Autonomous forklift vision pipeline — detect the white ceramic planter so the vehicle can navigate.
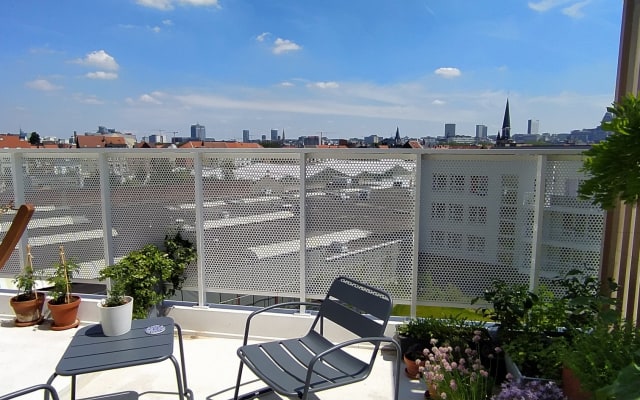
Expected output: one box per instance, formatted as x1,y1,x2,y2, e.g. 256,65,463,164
98,296,134,336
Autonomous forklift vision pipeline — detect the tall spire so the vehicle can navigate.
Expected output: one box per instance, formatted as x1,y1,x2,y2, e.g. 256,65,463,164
501,99,511,141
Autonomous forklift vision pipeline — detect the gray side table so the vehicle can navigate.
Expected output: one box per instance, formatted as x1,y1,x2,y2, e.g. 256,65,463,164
47,317,192,400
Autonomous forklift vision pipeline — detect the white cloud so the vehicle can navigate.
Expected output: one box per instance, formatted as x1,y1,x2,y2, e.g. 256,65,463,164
162,19,173,26
151,26,161,33
432,99,446,105
562,1,590,18
309,81,339,89
279,81,294,87
273,38,302,55
26,79,62,91
136,0,220,10
528,0,573,12
434,67,461,79
86,71,118,80
256,32,270,42
178,0,220,7
74,50,119,71
136,0,174,10
73,93,104,105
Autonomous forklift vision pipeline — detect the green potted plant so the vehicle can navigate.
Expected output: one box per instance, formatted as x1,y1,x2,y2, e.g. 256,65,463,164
97,232,196,320
46,245,81,330
562,318,640,400
96,266,133,336
475,271,619,383
9,244,45,326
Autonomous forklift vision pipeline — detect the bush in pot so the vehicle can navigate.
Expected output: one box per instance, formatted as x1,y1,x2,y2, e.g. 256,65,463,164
46,246,81,330
9,244,45,326
98,232,195,320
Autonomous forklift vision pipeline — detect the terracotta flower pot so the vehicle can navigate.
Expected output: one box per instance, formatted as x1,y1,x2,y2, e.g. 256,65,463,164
562,365,593,400
48,296,81,330
403,354,422,379
10,292,45,326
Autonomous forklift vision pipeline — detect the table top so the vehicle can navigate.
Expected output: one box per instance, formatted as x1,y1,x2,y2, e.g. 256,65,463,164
55,316,176,376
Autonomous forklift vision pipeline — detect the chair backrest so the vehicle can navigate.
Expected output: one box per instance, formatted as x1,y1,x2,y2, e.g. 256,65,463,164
314,276,393,339
0,204,35,271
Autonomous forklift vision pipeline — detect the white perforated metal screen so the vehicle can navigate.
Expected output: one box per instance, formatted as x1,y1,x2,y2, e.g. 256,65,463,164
0,149,605,309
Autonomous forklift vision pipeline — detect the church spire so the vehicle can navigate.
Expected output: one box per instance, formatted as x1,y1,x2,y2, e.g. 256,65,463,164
501,99,511,141
496,99,511,147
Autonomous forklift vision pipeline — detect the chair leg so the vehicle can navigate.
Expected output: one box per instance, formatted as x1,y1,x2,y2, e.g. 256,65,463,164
233,361,244,400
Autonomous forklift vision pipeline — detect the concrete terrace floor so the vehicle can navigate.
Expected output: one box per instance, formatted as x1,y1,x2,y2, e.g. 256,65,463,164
0,317,426,400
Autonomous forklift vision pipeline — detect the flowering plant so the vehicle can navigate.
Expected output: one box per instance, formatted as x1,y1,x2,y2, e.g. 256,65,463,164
491,377,566,400
418,331,499,400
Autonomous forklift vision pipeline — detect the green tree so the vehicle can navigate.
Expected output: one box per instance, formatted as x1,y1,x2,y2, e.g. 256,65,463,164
579,94,640,209
28,131,41,147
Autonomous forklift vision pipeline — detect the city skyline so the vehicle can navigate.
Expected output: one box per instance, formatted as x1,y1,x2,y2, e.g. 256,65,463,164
0,1,622,140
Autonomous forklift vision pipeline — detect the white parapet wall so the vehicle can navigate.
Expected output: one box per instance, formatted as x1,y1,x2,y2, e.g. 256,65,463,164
0,291,401,343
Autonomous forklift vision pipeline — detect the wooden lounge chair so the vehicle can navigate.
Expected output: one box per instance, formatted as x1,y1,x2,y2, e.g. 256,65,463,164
0,203,35,271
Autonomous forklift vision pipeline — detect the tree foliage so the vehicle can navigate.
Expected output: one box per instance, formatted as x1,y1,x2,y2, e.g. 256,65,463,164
579,94,640,209
28,131,41,147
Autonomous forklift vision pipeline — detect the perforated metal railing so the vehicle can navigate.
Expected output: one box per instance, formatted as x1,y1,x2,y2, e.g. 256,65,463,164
0,148,604,312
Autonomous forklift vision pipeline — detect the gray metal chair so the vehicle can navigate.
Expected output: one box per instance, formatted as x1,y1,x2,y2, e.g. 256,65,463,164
233,276,401,400
0,384,59,400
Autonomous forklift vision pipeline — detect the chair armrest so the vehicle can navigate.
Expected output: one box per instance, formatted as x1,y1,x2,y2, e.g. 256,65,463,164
302,336,401,398
242,301,321,345
310,336,400,365
0,384,60,400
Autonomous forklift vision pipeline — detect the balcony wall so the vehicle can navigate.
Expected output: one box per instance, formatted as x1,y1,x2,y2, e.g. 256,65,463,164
0,148,603,314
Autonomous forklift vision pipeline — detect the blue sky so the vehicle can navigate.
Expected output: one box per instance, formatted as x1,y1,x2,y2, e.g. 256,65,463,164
0,0,622,141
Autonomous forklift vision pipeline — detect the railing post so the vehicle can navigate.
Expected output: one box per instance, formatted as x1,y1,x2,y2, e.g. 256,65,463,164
298,152,307,313
411,154,423,317
11,152,28,269
193,151,207,307
529,155,546,292
99,153,115,279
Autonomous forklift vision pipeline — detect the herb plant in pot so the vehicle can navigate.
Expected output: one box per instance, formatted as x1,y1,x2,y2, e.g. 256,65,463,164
9,244,45,326
97,267,133,336
47,246,81,330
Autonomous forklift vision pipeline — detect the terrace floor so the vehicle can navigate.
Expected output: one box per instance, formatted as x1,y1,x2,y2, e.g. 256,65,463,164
0,315,425,400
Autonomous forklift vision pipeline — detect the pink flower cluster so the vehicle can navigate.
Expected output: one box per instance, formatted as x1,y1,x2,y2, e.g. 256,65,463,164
417,331,498,400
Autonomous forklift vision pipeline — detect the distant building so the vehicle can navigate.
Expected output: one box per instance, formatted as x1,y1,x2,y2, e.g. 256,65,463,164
270,129,278,141
148,134,167,144
242,130,250,143
527,119,540,135
191,124,205,141
445,123,456,138
475,125,488,142
364,135,379,146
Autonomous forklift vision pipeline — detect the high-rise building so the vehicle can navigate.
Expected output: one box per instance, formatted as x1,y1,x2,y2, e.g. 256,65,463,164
527,119,539,135
444,123,456,138
270,129,278,141
475,124,488,140
242,130,250,143
191,124,205,140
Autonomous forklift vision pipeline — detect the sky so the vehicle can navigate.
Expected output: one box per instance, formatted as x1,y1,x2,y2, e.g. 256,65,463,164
0,0,624,141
